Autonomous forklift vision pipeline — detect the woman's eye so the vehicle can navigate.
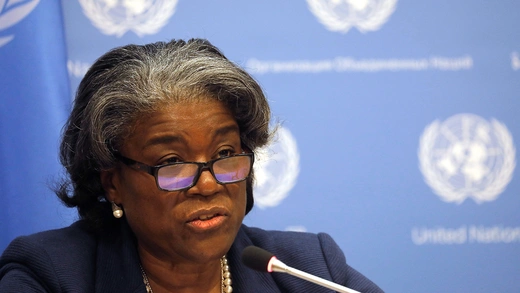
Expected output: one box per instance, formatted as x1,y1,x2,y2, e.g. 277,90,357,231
218,149,234,158
163,157,181,164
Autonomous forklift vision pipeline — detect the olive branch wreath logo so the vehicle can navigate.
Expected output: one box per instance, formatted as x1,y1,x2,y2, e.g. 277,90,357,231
0,0,40,47
78,0,177,37
306,0,397,33
418,116,515,204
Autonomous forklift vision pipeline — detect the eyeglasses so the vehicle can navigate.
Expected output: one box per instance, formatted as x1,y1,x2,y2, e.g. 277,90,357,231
115,153,254,191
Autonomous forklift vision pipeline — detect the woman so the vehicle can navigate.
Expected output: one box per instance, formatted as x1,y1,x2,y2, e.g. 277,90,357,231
0,39,383,292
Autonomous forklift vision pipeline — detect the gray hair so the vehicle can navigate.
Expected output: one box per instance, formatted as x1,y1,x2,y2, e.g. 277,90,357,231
57,39,271,230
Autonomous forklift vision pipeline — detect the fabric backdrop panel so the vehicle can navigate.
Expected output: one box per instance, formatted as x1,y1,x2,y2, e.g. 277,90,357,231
0,0,76,251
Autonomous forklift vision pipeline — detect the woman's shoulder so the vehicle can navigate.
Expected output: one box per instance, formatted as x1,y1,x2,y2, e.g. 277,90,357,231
238,225,346,276
237,225,385,293
239,225,339,257
2,220,97,259
0,221,97,292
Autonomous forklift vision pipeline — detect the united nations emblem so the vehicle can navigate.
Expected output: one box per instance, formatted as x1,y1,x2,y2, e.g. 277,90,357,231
253,127,300,208
418,114,516,204
78,0,178,37
306,0,397,33
0,0,40,47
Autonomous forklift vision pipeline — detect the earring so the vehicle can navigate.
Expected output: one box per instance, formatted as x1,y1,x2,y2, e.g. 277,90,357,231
111,202,123,218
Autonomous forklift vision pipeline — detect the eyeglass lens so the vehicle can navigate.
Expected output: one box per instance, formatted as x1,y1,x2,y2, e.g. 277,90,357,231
156,155,251,191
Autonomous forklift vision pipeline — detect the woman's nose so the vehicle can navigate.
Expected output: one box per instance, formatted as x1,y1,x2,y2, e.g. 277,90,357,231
188,169,219,196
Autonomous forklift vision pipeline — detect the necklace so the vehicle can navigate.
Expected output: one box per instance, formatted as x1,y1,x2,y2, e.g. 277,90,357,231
140,255,233,293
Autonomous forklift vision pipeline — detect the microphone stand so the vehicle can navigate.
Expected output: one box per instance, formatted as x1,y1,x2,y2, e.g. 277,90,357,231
270,258,361,293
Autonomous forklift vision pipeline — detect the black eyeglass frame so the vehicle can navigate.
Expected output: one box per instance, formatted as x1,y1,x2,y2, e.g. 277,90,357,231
114,152,254,192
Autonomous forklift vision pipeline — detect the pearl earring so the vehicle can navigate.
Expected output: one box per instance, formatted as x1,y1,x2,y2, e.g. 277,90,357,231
111,202,123,218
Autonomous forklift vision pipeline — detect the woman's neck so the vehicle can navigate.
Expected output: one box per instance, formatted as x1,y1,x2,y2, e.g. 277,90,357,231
138,244,223,293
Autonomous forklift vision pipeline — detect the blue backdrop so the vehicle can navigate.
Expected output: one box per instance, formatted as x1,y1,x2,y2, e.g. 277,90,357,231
1,1,519,292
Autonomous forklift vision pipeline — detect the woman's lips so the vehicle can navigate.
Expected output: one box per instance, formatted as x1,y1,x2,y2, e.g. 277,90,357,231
186,208,228,232
187,214,226,231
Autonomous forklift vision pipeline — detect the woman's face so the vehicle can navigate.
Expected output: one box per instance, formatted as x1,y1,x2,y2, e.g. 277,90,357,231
102,99,247,263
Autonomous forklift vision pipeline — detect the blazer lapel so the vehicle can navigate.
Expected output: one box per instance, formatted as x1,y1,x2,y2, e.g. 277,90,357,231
94,221,146,293
229,226,282,293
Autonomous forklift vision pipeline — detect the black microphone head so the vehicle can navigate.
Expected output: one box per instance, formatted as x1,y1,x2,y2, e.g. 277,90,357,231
241,246,275,272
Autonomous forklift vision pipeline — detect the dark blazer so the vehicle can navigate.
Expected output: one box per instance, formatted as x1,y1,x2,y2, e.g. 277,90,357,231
0,221,383,292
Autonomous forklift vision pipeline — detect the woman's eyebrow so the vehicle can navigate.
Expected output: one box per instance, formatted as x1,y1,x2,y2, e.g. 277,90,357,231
214,124,240,138
142,124,239,150
144,134,185,149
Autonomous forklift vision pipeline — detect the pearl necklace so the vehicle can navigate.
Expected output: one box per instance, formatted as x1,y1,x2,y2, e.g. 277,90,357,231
140,255,233,293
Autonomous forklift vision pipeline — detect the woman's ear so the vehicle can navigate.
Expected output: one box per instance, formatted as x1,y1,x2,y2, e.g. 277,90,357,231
100,168,121,204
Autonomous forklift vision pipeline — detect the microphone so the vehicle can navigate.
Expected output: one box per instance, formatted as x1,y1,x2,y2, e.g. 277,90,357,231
241,246,361,293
